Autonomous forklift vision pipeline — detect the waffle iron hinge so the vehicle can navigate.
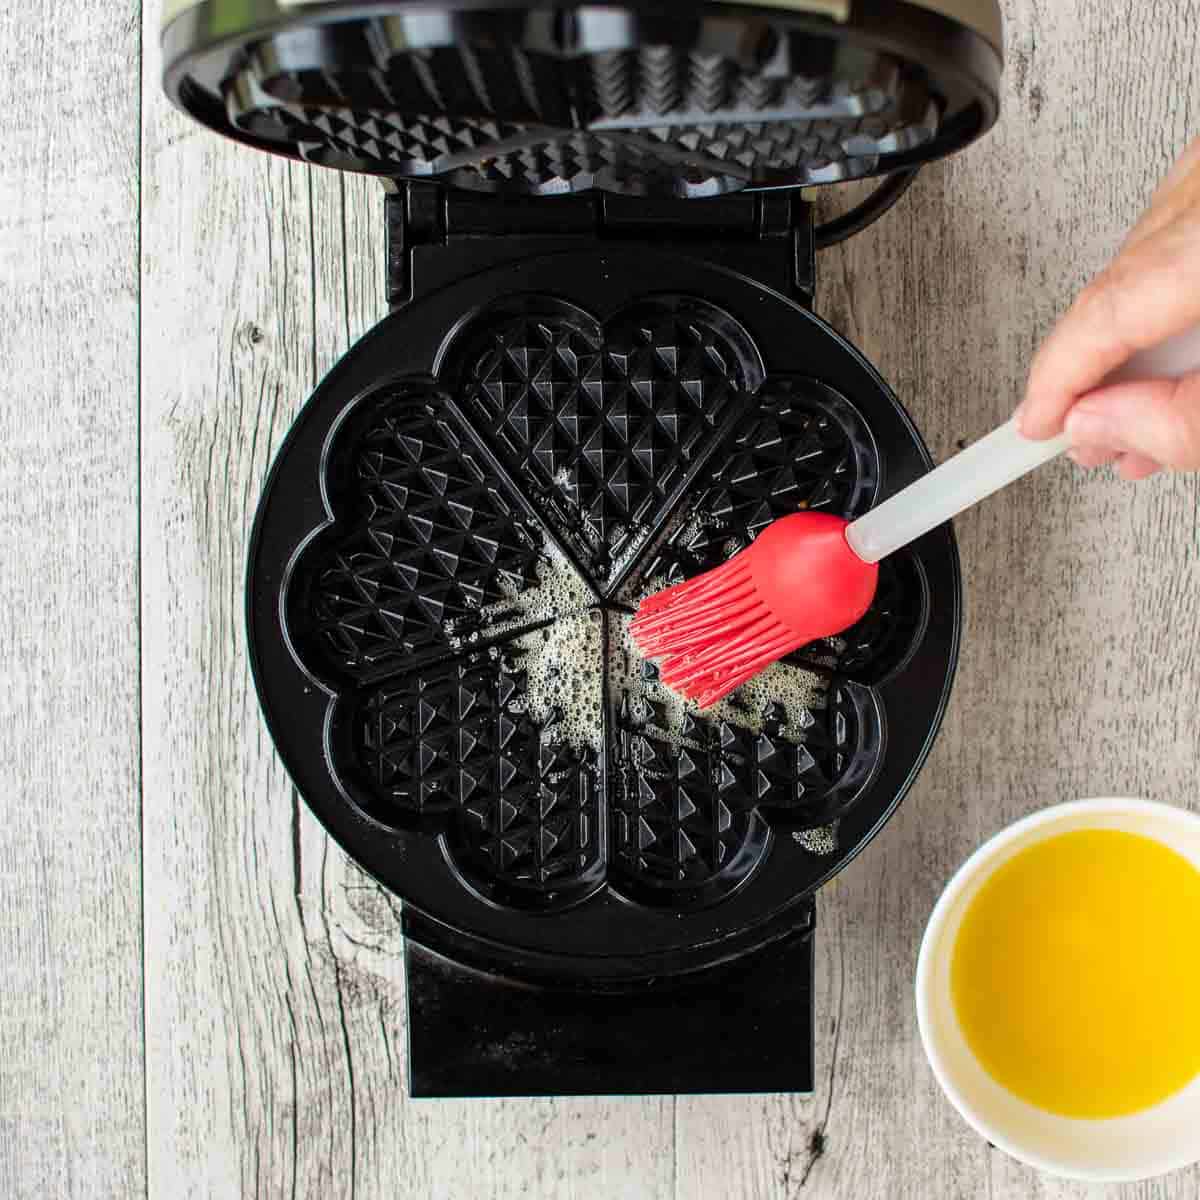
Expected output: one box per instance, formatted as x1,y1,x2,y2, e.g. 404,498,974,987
385,181,815,311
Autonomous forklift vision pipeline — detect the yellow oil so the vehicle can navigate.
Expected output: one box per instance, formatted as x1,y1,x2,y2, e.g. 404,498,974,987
951,828,1200,1119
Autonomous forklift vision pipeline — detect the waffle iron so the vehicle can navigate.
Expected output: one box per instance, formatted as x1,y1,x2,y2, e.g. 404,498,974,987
163,0,1001,1097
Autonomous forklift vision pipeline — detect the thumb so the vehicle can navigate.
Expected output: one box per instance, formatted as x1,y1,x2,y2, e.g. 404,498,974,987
1064,375,1200,469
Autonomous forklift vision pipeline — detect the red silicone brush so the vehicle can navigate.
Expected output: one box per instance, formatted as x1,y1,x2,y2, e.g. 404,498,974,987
632,325,1200,708
632,511,879,708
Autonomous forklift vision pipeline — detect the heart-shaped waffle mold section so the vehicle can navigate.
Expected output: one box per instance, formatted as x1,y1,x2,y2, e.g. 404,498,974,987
329,644,606,910
444,295,764,591
619,375,928,687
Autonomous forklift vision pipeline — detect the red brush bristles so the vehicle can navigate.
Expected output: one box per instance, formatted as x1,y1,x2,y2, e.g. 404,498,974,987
630,554,803,708
630,511,878,708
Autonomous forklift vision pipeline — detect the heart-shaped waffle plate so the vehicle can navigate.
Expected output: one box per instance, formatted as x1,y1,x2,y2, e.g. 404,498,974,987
247,249,959,978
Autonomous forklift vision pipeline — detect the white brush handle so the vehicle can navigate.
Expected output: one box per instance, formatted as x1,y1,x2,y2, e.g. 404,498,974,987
845,326,1200,565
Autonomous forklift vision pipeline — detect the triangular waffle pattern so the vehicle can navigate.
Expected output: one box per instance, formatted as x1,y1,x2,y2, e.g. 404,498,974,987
613,717,757,889
302,402,542,677
461,305,744,583
291,107,524,168
612,685,859,891
636,381,877,589
354,658,600,892
223,29,941,195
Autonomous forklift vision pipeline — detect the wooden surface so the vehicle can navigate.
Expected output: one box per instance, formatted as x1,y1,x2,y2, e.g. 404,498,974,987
4,0,1199,1195
0,0,145,1196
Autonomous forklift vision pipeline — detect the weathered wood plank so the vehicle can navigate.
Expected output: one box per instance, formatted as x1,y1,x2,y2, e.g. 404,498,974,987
676,0,1200,1196
0,0,144,1196
139,5,674,1194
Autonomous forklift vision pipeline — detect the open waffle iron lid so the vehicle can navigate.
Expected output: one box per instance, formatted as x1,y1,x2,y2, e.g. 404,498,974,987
162,0,1002,197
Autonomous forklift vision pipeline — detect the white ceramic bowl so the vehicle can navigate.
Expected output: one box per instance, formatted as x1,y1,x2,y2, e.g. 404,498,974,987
916,797,1200,1183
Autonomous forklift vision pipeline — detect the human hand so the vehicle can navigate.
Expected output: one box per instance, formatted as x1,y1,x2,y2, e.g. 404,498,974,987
1015,136,1200,478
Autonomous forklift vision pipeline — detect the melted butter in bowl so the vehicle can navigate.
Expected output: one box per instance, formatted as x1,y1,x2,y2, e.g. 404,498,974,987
918,798,1200,1183
950,828,1200,1119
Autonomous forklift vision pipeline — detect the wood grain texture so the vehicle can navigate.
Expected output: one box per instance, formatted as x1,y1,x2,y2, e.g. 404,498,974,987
0,0,144,1196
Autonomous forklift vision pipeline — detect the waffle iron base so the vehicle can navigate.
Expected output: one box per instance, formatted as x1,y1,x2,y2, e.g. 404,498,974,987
247,223,960,1096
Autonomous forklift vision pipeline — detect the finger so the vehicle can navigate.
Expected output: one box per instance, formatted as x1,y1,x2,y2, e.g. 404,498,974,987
1063,375,1200,469
1149,137,1200,213
1067,446,1118,469
1123,138,1200,250
1115,452,1163,480
1019,242,1200,440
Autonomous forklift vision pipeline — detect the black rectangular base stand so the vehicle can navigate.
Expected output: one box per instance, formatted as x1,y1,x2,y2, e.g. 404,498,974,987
404,908,815,1099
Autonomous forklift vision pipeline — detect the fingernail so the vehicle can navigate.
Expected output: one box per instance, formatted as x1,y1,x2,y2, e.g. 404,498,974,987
1012,400,1028,434
1064,408,1118,447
